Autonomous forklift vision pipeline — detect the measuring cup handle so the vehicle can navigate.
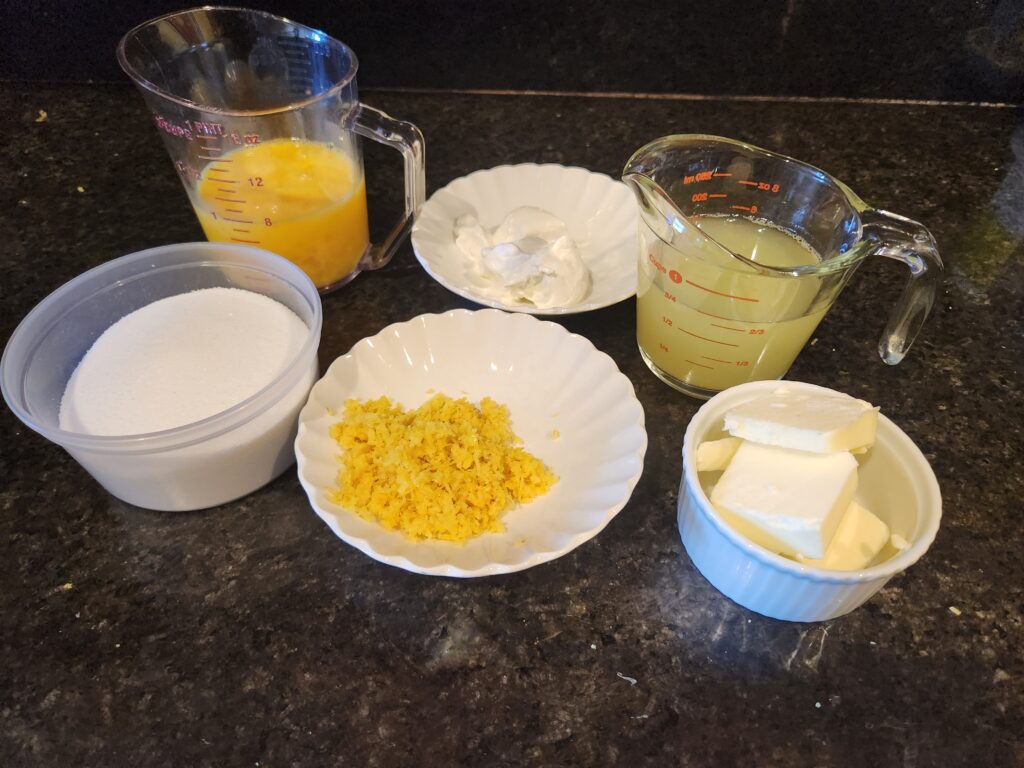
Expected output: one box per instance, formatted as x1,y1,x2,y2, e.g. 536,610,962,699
861,209,944,365
352,103,426,270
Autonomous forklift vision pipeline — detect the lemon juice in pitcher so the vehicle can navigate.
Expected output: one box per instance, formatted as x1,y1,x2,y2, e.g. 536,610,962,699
637,215,828,394
624,135,943,399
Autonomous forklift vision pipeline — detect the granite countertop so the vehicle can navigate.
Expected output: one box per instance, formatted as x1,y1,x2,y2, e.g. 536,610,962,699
1,85,1021,767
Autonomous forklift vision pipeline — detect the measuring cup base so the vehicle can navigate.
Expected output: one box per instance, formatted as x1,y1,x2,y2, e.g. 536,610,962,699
639,346,746,401
317,267,364,295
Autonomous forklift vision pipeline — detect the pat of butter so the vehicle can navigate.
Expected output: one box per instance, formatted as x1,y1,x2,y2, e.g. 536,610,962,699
710,441,858,559
724,389,878,454
695,437,743,472
796,500,890,570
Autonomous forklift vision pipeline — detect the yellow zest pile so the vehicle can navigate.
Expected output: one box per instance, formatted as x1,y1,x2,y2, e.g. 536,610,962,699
328,394,557,542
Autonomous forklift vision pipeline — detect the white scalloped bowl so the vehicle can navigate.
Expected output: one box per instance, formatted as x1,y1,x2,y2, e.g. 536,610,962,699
411,164,639,314
295,309,647,576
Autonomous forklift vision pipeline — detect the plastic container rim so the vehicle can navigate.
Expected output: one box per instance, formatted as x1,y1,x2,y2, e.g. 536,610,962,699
0,242,323,455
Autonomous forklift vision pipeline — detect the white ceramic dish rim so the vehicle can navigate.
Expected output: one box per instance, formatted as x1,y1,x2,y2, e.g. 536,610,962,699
295,308,648,577
410,163,637,316
681,380,942,584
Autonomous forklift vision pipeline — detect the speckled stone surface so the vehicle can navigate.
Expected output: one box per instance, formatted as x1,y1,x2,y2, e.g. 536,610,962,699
6,1,1023,102
1,85,1022,767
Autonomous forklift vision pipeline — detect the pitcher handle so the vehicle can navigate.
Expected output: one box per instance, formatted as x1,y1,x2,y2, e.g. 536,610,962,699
352,103,426,270
860,209,944,365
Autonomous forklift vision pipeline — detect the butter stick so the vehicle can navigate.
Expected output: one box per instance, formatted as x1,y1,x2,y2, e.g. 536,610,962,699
724,388,878,454
695,437,743,472
710,441,858,559
797,500,890,571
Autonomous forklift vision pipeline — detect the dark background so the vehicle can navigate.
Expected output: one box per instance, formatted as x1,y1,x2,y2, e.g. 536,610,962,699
3,0,1024,102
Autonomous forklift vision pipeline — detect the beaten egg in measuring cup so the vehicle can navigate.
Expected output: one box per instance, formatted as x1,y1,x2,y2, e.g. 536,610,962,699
192,139,370,289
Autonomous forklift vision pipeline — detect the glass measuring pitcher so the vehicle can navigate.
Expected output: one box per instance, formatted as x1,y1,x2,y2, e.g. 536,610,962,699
623,135,943,400
118,7,425,293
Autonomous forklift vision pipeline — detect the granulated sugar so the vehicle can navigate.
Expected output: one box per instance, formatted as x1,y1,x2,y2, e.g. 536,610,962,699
60,287,308,436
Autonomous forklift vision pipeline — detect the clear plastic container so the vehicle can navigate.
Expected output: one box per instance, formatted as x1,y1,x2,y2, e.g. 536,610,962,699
1,243,323,511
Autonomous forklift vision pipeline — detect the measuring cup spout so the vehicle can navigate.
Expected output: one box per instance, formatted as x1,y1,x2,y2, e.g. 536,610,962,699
622,171,695,249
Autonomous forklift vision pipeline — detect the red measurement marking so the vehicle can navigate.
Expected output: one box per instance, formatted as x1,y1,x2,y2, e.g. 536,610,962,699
695,307,736,321
686,359,716,370
702,356,733,364
685,279,759,302
709,193,727,198
200,146,222,152
231,228,251,233
215,197,245,203
731,204,755,213
712,172,731,177
197,155,221,161
692,309,765,323
678,328,740,347
230,237,260,244
215,180,238,184
223,217,253,224
207,168,230,174
738,180,758,187
711,323,745,332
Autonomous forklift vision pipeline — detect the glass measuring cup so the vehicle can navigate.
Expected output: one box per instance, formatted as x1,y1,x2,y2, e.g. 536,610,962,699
623,135,943,399
118,7,425,293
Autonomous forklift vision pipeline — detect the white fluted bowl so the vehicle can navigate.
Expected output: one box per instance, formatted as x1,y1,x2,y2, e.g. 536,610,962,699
295,309,647,576
678,380,942,622
411,164,638,314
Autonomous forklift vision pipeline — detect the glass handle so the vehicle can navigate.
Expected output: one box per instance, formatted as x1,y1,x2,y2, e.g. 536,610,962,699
352,103,426,269
860,209,944,365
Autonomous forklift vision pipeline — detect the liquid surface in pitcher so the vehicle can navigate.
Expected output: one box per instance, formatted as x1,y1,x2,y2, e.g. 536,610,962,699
193,139,370,288
637,215,827,395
